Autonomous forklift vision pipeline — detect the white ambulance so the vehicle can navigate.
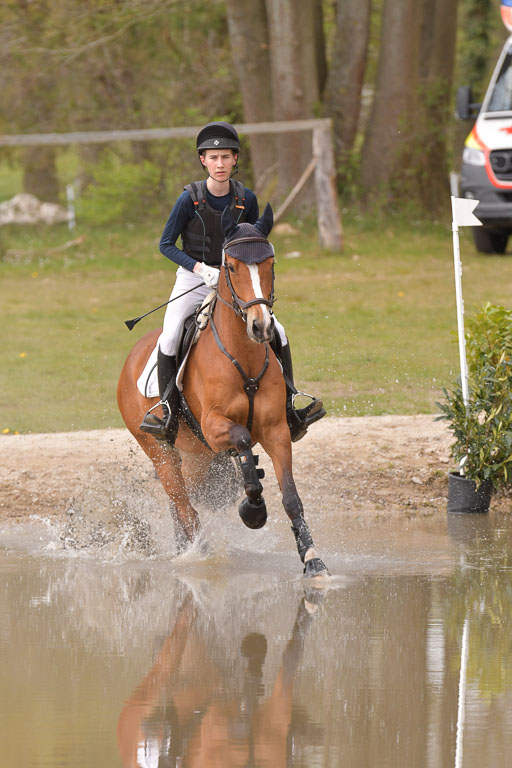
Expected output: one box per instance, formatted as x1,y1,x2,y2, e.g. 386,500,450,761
457,0,512,252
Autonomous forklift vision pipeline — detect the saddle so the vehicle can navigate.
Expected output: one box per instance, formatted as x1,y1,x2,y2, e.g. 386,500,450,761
176,294,215,387
136,293,214,400
175,298,216,447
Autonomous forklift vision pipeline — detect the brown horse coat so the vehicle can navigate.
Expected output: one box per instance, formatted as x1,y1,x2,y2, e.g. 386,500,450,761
117,205,328,575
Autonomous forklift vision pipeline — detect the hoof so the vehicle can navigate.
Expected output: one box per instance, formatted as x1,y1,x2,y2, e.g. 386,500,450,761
175,531,192,556
239,497,267,529
303,557,329,578
174,523,197,556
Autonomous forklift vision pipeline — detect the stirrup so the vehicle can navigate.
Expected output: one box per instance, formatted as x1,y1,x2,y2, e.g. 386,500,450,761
292,392,325,424
287,392,326,443
140,400,171,438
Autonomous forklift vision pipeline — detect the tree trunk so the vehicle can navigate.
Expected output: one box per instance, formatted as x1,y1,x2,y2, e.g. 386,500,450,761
415,0,459,211
225,0,277,195
360,0,419,201
23,146,59,202
314,0,328,99
324,0,371,176
265,0,321,208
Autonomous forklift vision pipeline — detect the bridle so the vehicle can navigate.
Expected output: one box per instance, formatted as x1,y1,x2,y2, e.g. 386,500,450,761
217,236,275,322
208,234,276,433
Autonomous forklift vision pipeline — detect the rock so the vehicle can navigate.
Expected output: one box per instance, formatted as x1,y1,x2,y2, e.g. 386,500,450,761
0,193,69,225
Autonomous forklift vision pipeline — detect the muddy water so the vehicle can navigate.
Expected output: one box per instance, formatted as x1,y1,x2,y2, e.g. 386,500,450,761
2,511,512,768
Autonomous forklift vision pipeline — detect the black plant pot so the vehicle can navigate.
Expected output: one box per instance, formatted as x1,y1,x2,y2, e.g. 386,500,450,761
447,471,492,514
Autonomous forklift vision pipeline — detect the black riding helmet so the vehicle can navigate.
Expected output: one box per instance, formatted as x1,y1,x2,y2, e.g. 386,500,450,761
196,121,241,154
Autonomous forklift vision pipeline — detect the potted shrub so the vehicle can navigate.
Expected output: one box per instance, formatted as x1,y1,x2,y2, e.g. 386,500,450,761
436,303,512,513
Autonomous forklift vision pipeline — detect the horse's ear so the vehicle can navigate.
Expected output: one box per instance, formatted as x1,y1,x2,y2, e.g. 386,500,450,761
221,205,238,240
254,203,273,237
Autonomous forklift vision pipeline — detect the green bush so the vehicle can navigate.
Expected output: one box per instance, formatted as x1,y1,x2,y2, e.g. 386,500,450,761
78,156,165,225
436,303,512,488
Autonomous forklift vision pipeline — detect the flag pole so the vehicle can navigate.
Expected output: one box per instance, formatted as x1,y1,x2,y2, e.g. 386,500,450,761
450,196,470,409
454,615,470,768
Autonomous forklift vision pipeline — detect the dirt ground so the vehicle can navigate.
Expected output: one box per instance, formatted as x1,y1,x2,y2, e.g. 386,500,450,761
1,414,510,525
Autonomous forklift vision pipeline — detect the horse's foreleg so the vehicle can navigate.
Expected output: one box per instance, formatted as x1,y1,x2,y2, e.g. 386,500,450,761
262,430,328,576
282,466,328,576
203,415,267,529
229,424,268,529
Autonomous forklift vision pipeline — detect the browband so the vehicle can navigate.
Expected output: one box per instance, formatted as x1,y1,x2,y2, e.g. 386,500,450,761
224,236,270,248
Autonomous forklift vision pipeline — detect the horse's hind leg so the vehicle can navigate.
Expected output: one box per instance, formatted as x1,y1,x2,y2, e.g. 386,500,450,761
139,436,201,552
229,424,268,530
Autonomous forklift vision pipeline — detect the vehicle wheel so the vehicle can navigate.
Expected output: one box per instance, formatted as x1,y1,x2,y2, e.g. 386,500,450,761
472,227,509,254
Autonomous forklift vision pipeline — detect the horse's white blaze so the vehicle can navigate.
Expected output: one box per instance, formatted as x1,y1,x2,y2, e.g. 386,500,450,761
247,263,271,326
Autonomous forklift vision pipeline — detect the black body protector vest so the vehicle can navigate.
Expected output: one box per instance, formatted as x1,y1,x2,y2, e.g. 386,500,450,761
181,179,247,267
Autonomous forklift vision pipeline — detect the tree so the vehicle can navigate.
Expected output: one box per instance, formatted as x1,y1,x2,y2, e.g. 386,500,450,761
1,0,62,201
360,0,420,201
0,1,242,208
1,1,470,218
415,0,459,211
263,0,324,206
324,0,371,175
225,0,277,194
225,0,327,208
458,0,496,97
359,0,460,212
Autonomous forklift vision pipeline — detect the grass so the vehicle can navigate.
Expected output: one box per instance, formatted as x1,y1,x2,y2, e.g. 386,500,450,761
1,210,512,434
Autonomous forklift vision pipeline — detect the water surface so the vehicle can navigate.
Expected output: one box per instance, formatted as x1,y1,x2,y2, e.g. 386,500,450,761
1,511,512,767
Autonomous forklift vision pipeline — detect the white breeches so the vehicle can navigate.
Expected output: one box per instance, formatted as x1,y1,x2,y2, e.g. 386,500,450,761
158,266,287,356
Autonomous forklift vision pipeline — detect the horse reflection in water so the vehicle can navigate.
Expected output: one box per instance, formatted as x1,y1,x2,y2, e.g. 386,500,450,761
118,203,327,576
117,591,319,767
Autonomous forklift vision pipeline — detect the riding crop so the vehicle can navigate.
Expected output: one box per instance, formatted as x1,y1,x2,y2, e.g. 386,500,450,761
124,282,206,330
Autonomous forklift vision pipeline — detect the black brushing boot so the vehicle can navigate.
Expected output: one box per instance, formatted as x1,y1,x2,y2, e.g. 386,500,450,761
140,350,179,442
280,343,326,442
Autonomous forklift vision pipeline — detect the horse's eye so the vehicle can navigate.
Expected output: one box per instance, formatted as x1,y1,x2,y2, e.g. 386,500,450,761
228,263,236,273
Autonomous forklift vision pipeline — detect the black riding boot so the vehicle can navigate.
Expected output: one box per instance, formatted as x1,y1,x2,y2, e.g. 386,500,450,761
140,350,179,441
280,343,326,442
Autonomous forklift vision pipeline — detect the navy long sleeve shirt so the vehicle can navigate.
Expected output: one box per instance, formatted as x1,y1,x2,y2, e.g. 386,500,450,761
159,184,259,272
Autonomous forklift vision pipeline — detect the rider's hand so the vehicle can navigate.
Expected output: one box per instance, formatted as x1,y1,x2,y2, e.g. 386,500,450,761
195,262,220,288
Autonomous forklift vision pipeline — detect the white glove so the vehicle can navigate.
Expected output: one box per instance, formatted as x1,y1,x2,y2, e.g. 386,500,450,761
196,262,220,288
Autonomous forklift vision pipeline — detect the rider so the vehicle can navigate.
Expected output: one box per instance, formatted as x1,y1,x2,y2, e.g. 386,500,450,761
140,121,325,442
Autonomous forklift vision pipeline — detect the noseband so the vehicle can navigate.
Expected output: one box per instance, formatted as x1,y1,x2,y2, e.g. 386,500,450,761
219,236,275,321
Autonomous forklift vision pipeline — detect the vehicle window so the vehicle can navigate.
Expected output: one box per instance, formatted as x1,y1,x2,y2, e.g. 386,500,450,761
488,51,512,111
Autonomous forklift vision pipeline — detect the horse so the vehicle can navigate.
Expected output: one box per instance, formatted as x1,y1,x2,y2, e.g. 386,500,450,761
117,203,328,577
117,589,318,766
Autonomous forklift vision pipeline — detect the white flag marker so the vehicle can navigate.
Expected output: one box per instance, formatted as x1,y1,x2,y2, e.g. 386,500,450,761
450,196,482,411
452,196,482,228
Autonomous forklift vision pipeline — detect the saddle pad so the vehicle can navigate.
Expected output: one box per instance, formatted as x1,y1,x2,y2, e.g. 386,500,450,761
137,345,159,398
136,343,194,399
136,290,215,399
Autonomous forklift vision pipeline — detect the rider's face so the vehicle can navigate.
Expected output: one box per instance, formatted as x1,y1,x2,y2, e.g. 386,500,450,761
200,149,237,182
